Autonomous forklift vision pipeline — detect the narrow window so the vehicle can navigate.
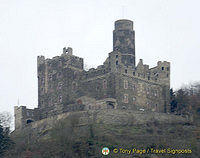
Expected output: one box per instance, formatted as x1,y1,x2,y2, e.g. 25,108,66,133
58,82,63,90
148,76,150,80
96,86,100,91
166,74,169,78
72,82,76,90
132,84,135,90
103,79,107,89
116,55,118,58
125,69,127,73
154,91,157,96
49,74,52,81
124,94,129,103
116,60,118,65
124,80,128,89
130,58,133,63
147,88,150,94
59,95,62,103
133,72,135,76
167,67,169,71
162,67,164,70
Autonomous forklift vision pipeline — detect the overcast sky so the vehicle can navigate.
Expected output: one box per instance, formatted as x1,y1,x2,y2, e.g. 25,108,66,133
0,0,200,114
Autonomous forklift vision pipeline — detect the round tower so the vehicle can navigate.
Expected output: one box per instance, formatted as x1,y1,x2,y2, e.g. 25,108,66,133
113,19,135,66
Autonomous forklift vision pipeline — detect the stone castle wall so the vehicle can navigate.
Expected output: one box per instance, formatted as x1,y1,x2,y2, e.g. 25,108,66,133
14,19,171,130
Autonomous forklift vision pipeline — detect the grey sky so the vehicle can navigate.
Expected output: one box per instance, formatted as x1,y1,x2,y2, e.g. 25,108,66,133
0,0,200,113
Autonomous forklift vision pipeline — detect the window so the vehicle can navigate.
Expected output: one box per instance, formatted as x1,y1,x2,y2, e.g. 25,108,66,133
124,80,128,89
103,79,107,89
167,67,170,71
125,69,127,73
116,55,118,58
58,82,63,90
96,86,100,91
166,74,169,78
162,67,164,70
27,119,34,124
59,95,62,103
132,84,135,90
130,58,133,63
57,72,62,78
147,88,150,94
133,97,136,101
148,76,150,80
124,94,129,103
197,108,200,115
133,72,135,76
116,60,118,65
49,74,52,81
72,82,76,90
154,91,157,96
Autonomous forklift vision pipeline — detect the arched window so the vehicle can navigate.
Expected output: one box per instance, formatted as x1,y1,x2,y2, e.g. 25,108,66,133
124,80,128,89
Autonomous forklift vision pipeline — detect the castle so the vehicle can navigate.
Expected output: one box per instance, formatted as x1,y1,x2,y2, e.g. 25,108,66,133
14,19,170,130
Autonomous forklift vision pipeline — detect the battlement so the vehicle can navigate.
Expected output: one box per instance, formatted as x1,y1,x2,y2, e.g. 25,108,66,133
37,47,83,70
14,106,39,130
115,19,134,30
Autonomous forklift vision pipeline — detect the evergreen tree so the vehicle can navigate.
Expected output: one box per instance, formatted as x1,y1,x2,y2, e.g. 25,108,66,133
170,88,177,113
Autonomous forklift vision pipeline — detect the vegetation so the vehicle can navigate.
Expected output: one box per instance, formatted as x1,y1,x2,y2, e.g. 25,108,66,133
0,112,13,157
170,82,200,121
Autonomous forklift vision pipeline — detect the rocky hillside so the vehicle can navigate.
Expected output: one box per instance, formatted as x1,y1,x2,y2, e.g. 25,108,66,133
7,109,200,158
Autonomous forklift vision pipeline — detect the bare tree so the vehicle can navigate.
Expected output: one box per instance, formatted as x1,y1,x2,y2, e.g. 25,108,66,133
0,112,12,130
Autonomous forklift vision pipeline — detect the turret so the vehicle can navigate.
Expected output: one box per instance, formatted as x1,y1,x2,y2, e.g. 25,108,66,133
113,19,135,66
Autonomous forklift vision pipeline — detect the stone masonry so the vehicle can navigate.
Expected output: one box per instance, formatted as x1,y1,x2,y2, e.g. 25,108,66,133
14,19,170,130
